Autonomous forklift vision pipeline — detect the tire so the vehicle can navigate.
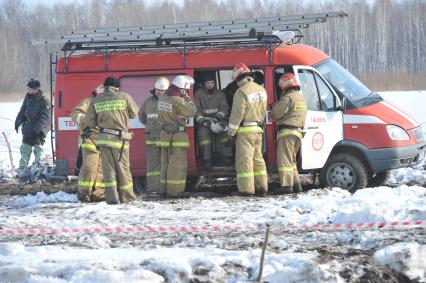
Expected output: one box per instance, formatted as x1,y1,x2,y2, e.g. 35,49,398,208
186,176,203,192
319,153,368,193
368,171,390,187
133,177,146,195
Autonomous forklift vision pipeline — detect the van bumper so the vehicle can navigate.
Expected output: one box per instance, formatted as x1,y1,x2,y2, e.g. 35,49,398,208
336,140,426,173
365,142,426,172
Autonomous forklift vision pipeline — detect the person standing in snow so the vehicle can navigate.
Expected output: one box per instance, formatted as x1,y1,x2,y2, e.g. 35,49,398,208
227,63,268,197
71,86,104,202
157,75,197,198
85,77,138,204
138,77,170,195
270,73,307,194
15,79,51,169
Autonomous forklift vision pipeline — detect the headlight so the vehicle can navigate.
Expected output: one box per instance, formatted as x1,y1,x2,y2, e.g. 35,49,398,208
386,125,410,141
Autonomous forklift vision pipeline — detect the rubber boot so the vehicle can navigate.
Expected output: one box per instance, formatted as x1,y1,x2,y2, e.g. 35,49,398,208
33,145,43,163
19,143,33,168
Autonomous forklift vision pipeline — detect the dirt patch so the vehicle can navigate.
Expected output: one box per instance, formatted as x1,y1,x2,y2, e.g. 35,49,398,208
0,181,77,195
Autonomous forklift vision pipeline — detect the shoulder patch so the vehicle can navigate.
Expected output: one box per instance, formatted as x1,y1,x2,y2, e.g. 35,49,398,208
247,91,267,103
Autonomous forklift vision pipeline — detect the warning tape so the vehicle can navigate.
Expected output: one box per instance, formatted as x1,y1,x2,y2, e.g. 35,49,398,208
0,220,424,237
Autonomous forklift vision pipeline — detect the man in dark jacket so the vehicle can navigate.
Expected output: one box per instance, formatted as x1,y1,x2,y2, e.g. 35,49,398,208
15,79,51,169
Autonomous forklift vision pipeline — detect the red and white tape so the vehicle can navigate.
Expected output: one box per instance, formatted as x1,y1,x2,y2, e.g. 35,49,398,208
0,220,424,237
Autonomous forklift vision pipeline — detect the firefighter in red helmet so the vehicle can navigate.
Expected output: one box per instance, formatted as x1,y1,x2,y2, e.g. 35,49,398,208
228,63,268,197
271,73,307,194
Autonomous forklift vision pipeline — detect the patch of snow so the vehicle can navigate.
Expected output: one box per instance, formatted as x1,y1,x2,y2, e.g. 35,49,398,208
373,242,426,282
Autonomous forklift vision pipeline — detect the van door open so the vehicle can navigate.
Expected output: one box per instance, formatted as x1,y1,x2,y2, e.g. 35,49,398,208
293,66,344,170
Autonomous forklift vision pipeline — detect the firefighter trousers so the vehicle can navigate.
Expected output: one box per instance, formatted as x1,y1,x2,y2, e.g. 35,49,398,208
78,147,104,202
160,147,187,198
235,132,268,194
99,146,136,204
198,127,232,161
146,142,161,193
277,135,301,187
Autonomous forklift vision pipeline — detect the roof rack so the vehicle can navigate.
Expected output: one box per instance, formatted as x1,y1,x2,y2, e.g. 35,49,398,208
31,11,347,52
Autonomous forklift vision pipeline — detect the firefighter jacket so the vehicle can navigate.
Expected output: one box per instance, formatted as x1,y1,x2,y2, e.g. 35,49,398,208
86,87,138,150
158,85,197,148
194,87,229,124
71,97,99,153
271,89,307,140
15,90,51,139
138,91,161,144
228,77,267,135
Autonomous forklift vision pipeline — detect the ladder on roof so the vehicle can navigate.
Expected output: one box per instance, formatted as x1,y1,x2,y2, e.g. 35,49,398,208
31,11,347,51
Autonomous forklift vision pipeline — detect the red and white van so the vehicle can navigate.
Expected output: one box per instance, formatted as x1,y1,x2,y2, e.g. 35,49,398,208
41,13,425,192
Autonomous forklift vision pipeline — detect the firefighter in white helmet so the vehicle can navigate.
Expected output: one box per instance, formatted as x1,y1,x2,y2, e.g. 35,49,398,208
138,77,170,195
271,73,307,194
71,85,104,202
227,63,268,197
194,73,232,168
158,75,197,197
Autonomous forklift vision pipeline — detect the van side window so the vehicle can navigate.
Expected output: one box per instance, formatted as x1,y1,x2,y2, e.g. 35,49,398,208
314,73,336,111
120,75,176,105
298,70,321,111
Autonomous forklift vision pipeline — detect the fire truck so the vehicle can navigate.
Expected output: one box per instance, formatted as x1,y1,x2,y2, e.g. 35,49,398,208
32,11,426,193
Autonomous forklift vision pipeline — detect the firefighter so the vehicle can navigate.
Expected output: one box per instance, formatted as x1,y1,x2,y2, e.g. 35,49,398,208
271,73,307,194
227,63,268,196
194,73,232,168
70,86,104,202
15,79,50,169
158,75,196,198
138,77,170,194
85,77,138,204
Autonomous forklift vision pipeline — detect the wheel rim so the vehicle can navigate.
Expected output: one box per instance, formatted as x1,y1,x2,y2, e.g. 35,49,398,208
326,162,356,191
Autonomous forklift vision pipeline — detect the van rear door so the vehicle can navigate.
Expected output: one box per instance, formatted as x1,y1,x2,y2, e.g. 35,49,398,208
293,66,344,169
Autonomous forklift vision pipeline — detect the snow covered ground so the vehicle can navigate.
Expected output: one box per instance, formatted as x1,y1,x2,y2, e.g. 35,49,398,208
0,91,425,282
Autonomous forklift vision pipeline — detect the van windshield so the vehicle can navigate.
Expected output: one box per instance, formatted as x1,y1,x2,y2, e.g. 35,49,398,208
315,59,382,107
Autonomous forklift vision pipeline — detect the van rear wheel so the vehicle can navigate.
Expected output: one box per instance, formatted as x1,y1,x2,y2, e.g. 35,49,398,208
368,171,390,187
319,153,368,193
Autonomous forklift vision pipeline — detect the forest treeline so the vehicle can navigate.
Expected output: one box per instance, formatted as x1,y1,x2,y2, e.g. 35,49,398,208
0,0,425,96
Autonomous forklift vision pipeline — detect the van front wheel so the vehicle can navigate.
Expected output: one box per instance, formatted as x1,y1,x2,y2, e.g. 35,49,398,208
319,153,368,193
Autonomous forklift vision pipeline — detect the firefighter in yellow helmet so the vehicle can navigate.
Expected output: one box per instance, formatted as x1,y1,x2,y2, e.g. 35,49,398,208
194,73,232,168
228,63,268,197
71,86,105,202
271,73,307,194
86,77,138,204
138,77,170,194
158,75,197,198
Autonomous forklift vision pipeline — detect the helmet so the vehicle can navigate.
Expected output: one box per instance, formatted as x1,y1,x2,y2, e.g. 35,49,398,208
172,75,194,90
104,77,120,88
27,78,41,89
154,77,170,91
278,73,300,91
232,63,251,80
210,120,229,134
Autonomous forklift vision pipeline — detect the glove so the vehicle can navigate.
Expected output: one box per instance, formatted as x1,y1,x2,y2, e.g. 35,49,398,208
227,127,237,137
38,132,45,139
15,125,19,133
